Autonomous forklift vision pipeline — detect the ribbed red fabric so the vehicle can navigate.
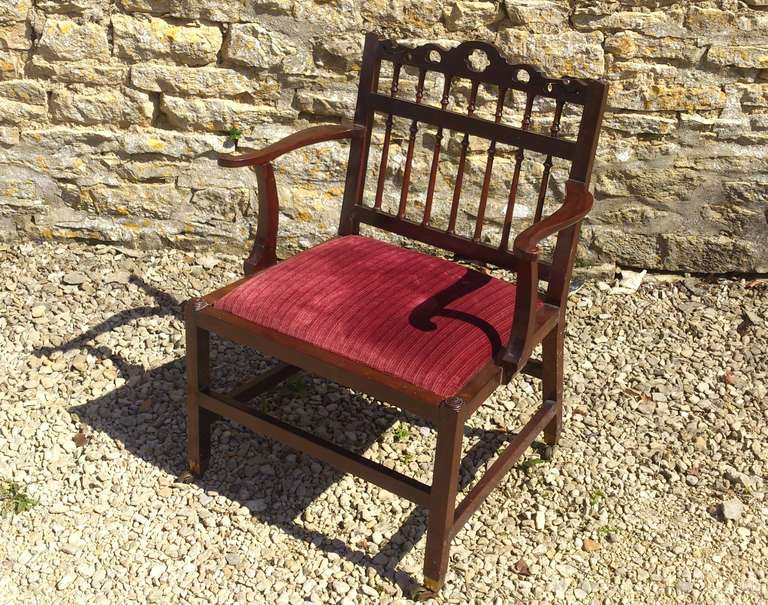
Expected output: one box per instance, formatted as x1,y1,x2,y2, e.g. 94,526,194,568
215,236,527,398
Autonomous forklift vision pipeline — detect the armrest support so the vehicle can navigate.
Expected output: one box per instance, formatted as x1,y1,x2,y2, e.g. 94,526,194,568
219,124,365,167
513,180,593,262
501,179,593,375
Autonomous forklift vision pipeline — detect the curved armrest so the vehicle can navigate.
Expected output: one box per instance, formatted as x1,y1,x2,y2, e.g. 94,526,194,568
513,180,593,261
219,124,365,167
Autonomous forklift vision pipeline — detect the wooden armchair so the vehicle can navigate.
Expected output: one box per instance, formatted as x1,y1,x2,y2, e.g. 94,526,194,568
186,33,607,599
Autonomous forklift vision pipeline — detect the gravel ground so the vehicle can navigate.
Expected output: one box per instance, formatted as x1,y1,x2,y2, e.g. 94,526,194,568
0,240,766,605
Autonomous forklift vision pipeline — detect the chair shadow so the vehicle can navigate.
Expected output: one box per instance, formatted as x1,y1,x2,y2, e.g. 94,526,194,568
36,275,523,594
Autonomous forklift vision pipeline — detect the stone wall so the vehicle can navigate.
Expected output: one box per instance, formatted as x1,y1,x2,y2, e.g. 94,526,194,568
0,0,766,273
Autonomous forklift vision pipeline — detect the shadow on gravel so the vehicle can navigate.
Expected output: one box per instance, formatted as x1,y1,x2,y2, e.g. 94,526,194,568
36,276,517,594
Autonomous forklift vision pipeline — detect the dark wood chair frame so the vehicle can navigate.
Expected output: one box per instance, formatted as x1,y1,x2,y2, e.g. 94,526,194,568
185,33,607,599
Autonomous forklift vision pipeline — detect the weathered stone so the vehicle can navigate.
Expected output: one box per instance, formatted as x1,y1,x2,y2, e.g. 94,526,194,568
131,64,256,98
0,126,19,144
605,32,704,63
707,45,768,70
313,35,363,72
574,7,688,38
0,80,47,124
117,160,179,183
361,0,443,34
190,187,250,222
0,49,24,80
498,30,605,78
0,177,44,213
0,22,30,50
603,113,677,136
79,183,191,220
36,0,110,18
37,18,110,62
294,83,356,119
29,58,127,86
169,0,286,21
118,0,171,13
445,1,499,32
160,95,291,132
224,24,310,73
0,0,31,22
50,86,154,127
503,0,569,33
112,15,222,66
121,129,224,159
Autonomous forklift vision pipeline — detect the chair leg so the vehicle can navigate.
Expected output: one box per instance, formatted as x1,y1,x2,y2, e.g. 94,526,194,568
415,397,464,601
186,301,214,477
542,325,564,449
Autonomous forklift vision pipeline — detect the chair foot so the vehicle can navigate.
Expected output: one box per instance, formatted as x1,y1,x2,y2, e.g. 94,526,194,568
411,577,443,601
540,444,555,461
177,469,196,483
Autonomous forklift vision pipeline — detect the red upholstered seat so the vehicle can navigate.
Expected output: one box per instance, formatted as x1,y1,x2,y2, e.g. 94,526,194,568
215,236,527,398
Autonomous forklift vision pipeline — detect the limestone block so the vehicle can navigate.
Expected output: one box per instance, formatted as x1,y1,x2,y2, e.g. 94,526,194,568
160,95,292,132
131,64,258,98
707,45,768,69
117,160,179,183
605,32,704,63
0,178,44,213
177,156,261,189
0,80,47,124
50,86,153,127
36,0,110,18
79,183,191,220
361,0,444,34
112,15,222,66
445,1,499,32
503,1,569,33
168,0,289,21
29,58,127,86
603,113,678,136
573,7,688,38
313,35,363,72
118,0,171,13
0,125,19,144
737,83,768,108
294,84,356,119
0,0,31,22
0,49,24,80
121,129,225,158
37,18,110,62
224,24,310,73
0,22,30,50
190,187,251,222
497,30,604,79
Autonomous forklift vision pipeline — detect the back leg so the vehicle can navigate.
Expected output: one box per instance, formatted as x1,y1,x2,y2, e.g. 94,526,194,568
541,325,564,455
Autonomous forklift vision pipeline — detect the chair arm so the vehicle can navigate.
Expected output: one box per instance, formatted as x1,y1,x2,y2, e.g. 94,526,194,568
513,179,593,261
219,124,365,167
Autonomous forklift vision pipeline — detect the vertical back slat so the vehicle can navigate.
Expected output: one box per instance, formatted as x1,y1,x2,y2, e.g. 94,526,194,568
447,80,480,235
397,68,427,219
499,91,535,250
422,75,453,226
374,62,402,209
533,98,565,223
473,86,507,242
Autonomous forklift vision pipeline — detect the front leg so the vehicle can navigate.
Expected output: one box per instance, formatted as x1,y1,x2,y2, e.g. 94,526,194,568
415,397,465,600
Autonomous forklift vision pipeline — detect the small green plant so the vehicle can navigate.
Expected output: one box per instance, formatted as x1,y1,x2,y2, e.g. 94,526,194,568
1,480,38,516
597,525,616,537
590,489,605,506
283,375,309,396
519,457,545,472
227,126,242,147
402,452,413,465
393,423,411,443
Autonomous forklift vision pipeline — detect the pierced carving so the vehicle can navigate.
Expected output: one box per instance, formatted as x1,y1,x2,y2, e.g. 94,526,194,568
379,39,595,103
